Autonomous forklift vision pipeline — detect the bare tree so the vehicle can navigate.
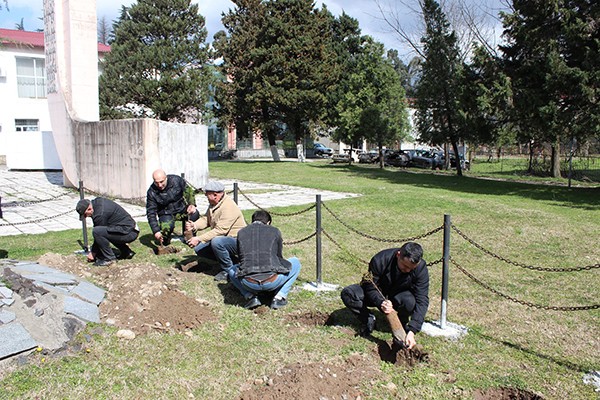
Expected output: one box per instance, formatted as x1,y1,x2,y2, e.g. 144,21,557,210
98,15,112,45
374,0,507,60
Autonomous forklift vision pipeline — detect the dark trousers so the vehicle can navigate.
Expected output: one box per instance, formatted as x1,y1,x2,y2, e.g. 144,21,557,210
340,284,415,328
92,226,139,261
158,209,200,245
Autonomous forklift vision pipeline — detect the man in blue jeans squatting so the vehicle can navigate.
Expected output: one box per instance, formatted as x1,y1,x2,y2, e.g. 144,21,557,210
186,181,246,281
229,210,301,310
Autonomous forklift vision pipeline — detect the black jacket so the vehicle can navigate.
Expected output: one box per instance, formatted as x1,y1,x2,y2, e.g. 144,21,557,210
91,198,137,235
146,174,188,234
236,222,292,278
362,248,429,333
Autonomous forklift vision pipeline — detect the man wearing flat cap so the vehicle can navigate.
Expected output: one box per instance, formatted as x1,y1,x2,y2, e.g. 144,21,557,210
76,198,139,266
185,180,246,281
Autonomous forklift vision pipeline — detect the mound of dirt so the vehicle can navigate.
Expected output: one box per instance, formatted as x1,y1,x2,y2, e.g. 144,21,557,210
37,253,214,335
237,354,381,400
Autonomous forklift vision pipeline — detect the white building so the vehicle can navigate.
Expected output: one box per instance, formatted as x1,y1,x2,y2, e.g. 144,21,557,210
0,28,109,169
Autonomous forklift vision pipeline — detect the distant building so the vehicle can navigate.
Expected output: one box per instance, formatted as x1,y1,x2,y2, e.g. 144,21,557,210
0,28,109,169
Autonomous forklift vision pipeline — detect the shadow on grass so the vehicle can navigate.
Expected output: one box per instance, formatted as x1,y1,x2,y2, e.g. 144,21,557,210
470,328,590,373
308,163,600,211
0,249,7,258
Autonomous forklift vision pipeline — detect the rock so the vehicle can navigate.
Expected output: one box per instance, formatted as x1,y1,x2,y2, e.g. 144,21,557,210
116,329,136,340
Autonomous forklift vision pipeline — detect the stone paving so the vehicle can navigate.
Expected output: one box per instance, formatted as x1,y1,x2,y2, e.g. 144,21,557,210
0,258,105,360
0,167,360,237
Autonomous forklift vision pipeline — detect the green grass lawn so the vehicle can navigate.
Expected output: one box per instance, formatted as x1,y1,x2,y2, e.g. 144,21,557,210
1,160,599,399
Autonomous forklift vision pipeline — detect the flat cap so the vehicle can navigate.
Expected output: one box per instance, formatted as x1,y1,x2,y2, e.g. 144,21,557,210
203,181,225,192
76,199,91,220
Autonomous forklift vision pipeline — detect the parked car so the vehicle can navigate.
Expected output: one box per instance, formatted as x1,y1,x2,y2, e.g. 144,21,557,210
384,150,410,167
406,149,443,169
313,142,333,157
359,149,379,163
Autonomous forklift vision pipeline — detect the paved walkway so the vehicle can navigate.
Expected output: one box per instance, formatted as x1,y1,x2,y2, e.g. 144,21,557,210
0,168,360,237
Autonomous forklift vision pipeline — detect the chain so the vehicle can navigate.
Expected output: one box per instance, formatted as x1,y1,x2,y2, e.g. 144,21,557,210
321,229,371,265
1,192,72,207
283,231,317,245
238,188,316,216
0,209,74,226
451,224,600,272
427,257,444,267
451,259,600,311
83,187,146,205
321,202,443,243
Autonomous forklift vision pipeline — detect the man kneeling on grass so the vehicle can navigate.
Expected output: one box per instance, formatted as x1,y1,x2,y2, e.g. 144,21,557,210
229,210,301,310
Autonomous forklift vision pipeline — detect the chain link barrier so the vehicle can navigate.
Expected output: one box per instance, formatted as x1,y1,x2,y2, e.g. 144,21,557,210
451,259,600,311
283,231,317,246
0,209,74,226
0,192,72,207
238,188,316,217
321,201,443,243
451,224,600,272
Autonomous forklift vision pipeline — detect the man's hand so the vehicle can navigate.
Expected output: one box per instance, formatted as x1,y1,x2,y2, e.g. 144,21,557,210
86,252,95,262
154,232,163,243
187,205,197,215
405,331,416,349
380,300,394,314
187,237,200,247
185,220,195,231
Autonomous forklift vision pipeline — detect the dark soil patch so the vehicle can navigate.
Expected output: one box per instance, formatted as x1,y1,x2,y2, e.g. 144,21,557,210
236,354,380,400
285,310,331,326
377,340,429,367
473,387,545,400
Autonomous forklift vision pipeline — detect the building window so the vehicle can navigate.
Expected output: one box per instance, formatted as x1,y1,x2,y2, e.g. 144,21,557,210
15,119,39,132
16,57,46,99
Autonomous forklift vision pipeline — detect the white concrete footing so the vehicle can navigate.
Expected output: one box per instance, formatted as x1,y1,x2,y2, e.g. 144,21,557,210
421,320,468,340
302,282,339,292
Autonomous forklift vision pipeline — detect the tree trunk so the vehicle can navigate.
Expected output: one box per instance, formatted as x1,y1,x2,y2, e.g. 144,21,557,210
266,130,281,162
528,142,534,173
451,141,462,176
551,138,560,178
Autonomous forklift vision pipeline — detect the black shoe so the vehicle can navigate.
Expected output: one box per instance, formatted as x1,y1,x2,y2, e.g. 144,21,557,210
359,313,376,337
118,250,135,260
214,270,229,282
270,297,288,310
244,296,261,310
94,259,114,267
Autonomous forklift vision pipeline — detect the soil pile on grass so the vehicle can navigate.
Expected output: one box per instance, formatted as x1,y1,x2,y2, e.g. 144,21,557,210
473,387,545,399
37,253,214,335
237,354,380,400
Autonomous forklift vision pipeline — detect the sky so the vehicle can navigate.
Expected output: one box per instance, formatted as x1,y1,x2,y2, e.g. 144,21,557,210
0,0,508,61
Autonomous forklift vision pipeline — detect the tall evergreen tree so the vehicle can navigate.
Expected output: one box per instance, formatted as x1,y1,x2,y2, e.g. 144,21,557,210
415,0,466,175
500,0,599,177
334,37,409,168
99,0,213,122
216,0,338,160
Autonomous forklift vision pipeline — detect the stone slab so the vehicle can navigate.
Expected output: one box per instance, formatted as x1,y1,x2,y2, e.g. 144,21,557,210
421,320,469,341
0,323,37,358
10,263,58,274
71,281,105,305
23,273,77,285
0,286,13,298
64,296,100,323
0,310,16,323
1,298,15,306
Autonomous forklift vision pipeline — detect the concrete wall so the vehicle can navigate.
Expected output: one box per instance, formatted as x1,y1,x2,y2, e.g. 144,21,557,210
74,119,208,200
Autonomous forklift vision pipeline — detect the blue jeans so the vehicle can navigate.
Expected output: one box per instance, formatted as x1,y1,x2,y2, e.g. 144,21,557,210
229,257,301,299
194,236,238,272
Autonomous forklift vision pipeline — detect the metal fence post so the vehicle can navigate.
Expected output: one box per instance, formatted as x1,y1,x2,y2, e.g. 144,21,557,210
233,182,238,204
440,214,451,329
78,181,89,252
316,194,322,285
0,196,3,219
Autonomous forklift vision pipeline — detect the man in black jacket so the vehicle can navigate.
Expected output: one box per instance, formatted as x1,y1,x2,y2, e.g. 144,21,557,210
76,198,139,266
340,242,428,349
146,169,199,245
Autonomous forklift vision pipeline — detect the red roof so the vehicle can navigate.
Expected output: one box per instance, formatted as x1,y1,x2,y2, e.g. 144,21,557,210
0,28,110,53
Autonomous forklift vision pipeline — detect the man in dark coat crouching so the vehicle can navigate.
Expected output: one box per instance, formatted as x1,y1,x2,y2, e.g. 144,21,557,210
76,198,139,266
